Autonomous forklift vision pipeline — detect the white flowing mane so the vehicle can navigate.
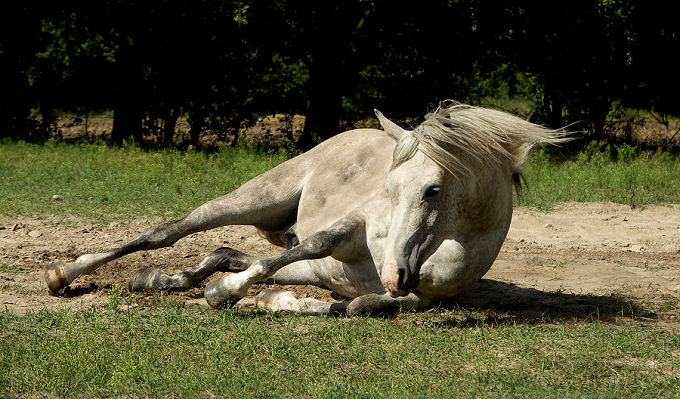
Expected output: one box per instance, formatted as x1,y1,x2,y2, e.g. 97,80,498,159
392,101,569,179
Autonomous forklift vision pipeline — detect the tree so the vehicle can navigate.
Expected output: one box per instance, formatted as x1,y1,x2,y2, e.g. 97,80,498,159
624,1,680,123
0,3,42,139
482,0,632,134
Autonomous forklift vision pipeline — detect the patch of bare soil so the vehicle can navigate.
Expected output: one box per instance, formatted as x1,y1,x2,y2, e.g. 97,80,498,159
1,203,679,325
55,117,680,147
56,114,306,147
453,203,680,326
604,120,680,146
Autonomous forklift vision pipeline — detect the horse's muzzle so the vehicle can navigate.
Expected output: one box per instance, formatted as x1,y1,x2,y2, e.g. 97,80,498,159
387,265,420,297
381,245,421,297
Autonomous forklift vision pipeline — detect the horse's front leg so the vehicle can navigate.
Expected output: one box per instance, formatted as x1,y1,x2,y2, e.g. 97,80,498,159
346,292,432,316
253,289,431,316
255,291,432,316
204,215,365,309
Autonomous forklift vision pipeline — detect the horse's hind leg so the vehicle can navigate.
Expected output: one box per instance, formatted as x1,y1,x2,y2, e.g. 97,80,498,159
255,289,349,315
254,290,431,316
45,161,305,294
128,247,325,292
203,215,363,308
128,247,258,292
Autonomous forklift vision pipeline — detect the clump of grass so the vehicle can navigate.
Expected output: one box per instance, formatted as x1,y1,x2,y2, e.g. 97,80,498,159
106,285,125,311
519,142,680,209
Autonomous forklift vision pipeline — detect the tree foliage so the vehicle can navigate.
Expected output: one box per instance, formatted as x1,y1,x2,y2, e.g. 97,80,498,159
0,0,676,148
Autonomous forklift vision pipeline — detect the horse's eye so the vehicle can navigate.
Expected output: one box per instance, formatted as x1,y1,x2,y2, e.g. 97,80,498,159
424,185,441,197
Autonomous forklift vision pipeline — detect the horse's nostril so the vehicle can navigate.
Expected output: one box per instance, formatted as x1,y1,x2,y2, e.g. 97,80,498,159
397,267,405,287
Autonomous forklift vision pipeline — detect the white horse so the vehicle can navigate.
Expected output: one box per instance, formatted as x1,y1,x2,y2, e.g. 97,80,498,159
45,101,567,315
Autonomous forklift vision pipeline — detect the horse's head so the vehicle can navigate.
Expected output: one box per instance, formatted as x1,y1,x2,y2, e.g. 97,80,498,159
381,148,452,297
375,102,569,297
376,110,457,296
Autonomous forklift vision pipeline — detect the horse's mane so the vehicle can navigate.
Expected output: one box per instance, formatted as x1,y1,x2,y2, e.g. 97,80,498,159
391,100,570,188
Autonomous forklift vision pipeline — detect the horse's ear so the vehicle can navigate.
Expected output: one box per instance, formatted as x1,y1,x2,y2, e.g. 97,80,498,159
374,109,406,140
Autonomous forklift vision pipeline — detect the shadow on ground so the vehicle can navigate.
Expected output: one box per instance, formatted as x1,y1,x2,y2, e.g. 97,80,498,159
433,279,655,326
59,282,108,298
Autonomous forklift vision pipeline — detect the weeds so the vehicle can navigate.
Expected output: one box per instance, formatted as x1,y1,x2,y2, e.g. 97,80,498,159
106,285,124,311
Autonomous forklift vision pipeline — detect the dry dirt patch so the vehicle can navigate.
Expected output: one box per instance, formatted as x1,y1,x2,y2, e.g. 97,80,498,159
1,202,679,323
55,117,680,147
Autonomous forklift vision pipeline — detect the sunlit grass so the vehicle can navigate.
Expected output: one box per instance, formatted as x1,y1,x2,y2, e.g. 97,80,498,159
0,299,678,398
1,140,678,223
518,143,680,209
0,140,291,223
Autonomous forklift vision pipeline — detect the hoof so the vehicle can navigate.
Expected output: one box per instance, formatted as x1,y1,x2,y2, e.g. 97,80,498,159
128,267,164,292
44,261,71,295
204,274,247,309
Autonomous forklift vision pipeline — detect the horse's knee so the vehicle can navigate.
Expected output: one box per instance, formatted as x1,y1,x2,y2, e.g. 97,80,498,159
298,231,344,258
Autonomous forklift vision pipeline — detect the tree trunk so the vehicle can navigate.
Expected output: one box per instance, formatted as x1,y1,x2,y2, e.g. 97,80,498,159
112,106,142,146
161,109,178,148
188,106,204,147
299,57,342,150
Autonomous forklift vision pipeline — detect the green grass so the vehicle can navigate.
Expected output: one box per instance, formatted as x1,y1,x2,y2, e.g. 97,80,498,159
0,140,291,223
517,143,680,209
1,300,678,398
0,140,678,223
1,141,679,397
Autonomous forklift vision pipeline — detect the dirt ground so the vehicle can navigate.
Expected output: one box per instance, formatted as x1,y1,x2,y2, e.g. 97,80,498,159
55,115,306,147
1,202,679,325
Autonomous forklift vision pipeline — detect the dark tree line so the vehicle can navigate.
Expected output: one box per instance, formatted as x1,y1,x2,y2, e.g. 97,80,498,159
1,0,678,148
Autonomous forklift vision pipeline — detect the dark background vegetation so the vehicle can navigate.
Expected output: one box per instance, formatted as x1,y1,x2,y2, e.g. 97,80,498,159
1,0,679,149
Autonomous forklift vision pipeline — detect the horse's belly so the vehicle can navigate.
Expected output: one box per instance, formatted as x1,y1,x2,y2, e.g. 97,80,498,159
308,258,385,298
